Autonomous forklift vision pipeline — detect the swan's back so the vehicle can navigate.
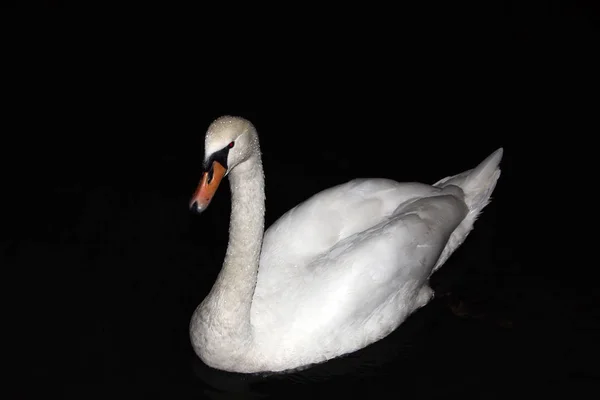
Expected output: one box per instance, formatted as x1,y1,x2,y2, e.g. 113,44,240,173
257,179,436,277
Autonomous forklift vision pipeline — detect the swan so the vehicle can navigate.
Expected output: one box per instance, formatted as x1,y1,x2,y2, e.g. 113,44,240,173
188,115,503,374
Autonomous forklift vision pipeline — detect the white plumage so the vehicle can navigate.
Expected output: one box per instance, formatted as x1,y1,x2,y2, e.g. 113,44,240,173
188,116,503,374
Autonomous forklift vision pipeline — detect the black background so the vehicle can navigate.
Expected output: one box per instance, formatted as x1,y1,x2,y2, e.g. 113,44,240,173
3,2,598,398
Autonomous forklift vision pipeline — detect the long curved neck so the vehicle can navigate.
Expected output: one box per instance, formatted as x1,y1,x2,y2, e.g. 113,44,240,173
200,152,265,340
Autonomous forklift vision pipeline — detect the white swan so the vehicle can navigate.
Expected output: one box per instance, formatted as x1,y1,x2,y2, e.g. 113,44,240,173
188,115,503,374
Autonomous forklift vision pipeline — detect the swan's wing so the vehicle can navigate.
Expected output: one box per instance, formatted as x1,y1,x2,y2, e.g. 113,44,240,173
258,178,439,277
252,192,469,351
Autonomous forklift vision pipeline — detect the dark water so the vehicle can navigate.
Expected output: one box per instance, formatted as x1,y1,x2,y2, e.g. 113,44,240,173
8,115,597,398
5,5,599,398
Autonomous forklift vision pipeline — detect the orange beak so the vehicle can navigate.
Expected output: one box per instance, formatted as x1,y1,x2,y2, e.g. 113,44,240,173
189,161,227,213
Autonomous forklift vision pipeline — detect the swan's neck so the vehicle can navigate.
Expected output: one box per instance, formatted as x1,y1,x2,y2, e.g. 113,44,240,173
195,153,265,347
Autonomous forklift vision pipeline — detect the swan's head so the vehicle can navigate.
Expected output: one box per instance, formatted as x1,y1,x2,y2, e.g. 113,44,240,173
189,115,258,213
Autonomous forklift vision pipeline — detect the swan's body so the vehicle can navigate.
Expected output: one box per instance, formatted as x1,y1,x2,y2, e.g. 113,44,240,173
189,116,503,374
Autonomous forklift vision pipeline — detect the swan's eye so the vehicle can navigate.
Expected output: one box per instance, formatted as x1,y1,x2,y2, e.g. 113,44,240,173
228,141,235,149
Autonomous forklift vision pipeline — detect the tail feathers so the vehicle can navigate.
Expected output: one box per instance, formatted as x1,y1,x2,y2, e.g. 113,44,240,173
431,147,503,273
434,147,503,211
